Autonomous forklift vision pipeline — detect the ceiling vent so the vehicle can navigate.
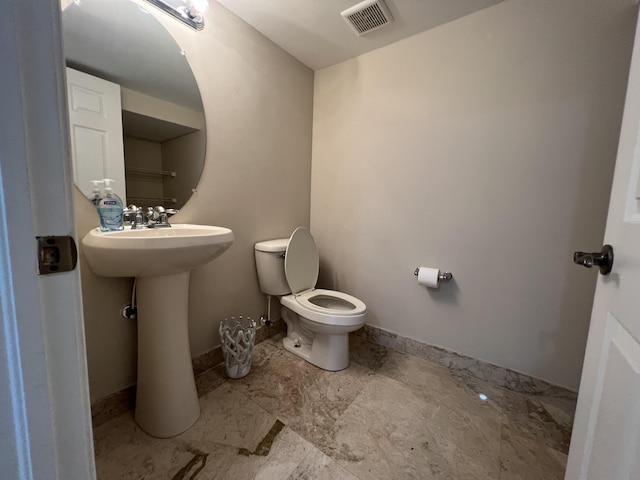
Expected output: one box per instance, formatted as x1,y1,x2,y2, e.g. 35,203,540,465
341,0,394,36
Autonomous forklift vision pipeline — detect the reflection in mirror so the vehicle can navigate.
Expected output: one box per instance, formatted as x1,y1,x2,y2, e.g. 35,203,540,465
61,0,206,210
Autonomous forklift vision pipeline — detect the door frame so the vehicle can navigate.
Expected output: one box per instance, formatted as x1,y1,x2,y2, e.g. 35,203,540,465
0,1,95,478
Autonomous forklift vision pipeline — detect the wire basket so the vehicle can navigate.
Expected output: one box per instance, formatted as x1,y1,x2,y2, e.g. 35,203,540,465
219,316,257,379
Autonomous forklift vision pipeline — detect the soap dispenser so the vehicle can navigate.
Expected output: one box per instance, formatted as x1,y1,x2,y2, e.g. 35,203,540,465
89,180,104,206
97,178,124,232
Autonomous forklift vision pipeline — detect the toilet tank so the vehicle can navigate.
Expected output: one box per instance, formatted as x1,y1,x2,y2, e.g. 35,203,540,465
254,239,290,296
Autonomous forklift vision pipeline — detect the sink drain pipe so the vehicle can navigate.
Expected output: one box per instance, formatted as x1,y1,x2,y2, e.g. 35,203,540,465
121,278,138,319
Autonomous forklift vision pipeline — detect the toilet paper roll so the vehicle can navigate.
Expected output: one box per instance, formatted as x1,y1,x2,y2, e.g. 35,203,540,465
417,267,440,289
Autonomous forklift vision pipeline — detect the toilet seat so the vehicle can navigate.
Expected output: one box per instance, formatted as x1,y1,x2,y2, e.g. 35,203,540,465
296,289,366,316
282,228,366,326
281,291,366,327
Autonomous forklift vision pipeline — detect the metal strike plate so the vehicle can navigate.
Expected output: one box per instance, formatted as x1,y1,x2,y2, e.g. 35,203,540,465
37,236,78,275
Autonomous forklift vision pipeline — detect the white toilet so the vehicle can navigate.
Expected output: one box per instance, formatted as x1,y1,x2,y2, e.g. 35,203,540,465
254,227,367,371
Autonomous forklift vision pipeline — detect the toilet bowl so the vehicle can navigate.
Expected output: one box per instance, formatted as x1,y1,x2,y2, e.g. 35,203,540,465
254,227,366,371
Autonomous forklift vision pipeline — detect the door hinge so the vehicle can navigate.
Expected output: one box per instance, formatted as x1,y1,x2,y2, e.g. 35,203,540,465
37,236,78,275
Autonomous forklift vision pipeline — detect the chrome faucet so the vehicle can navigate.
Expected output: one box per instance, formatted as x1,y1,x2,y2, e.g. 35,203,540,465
123,205,143,227
151,206,171,227
126,205,178,229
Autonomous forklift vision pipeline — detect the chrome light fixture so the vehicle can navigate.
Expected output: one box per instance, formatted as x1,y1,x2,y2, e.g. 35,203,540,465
144,0,209,31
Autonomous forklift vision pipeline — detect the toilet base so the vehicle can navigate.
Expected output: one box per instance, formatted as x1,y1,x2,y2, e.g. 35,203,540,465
282,333,350,371
281,307,352,371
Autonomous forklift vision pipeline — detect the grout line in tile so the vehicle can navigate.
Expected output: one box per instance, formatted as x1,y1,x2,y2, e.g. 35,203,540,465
287,449,314,480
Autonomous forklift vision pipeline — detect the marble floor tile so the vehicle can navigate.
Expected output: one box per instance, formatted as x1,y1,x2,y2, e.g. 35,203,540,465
194,364,227,398
323,374,502,479
262,331,286,347
227,339,375,449
499,427,568,480
378,351,504,423
501,389,575,454
191,426,316,480
225,339,322,418
178,384,277,451
360,324,578,400
93,415,201,479
349,333,391,372
94,335,574,480
94,382,313,479
287,448,361,480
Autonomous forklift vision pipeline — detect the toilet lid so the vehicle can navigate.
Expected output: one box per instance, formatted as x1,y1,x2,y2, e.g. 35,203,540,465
284,227,319,295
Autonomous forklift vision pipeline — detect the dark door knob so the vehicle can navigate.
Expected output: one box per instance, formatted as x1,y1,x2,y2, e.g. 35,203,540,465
573,245,614,275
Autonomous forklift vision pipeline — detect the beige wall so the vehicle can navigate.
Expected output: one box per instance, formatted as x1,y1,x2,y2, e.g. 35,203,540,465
74,1,313,401
311,0,637,390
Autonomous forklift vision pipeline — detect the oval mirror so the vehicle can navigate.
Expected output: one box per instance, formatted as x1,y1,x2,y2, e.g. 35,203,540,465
61,0,205,210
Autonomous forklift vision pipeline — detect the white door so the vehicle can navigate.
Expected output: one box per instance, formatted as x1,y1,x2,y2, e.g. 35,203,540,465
0,1,95,479
66,67,127,202
565,12,640,480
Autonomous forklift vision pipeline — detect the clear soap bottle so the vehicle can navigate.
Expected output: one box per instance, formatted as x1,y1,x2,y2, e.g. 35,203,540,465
97,179,124,231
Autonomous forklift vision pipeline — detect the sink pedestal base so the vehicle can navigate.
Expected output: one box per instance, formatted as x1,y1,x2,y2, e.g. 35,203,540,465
134,272,200,438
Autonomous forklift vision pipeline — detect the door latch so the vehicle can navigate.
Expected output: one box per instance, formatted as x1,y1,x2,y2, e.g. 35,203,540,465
573,244,614,275
37,236,78,275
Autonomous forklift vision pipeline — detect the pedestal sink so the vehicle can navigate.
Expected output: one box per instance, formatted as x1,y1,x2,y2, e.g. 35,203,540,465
82,224,234,437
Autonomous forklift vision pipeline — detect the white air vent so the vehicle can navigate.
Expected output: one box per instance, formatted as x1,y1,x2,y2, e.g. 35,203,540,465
341,0,394,36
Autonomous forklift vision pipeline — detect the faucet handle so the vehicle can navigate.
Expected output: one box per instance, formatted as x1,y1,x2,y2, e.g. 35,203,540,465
123,205,140,226
151,205,172,227
152,206,165,220
129,207,145,228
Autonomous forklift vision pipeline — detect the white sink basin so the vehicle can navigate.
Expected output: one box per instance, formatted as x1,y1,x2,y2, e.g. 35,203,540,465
82,224,234,277
81,223,234,438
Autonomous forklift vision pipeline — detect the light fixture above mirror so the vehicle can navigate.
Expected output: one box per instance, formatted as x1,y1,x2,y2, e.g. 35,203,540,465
144,0,209,31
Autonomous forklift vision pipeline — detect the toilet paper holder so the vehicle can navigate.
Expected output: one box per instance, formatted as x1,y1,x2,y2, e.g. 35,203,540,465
413,267,453,281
